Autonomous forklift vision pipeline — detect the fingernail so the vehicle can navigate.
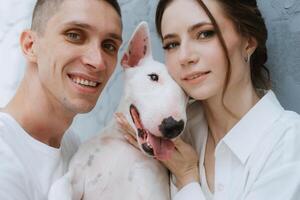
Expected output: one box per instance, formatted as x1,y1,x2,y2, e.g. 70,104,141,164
114,115,120,121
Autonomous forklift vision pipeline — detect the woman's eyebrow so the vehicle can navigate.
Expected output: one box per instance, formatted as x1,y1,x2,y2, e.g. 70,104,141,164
163,33,177,41
162,21,212,41
188,22,212,33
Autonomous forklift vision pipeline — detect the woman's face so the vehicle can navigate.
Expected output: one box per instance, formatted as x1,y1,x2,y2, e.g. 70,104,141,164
161,0,252,101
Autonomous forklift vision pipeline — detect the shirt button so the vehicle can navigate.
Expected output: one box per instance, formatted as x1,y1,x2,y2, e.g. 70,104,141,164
217,183,224,192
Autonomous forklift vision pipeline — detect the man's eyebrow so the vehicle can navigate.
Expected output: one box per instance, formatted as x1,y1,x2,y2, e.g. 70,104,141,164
63,21,122,42
107,33,123,43
162,21,212,41
64,21,95,30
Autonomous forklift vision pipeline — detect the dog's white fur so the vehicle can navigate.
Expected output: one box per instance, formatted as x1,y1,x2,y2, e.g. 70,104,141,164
48,22,187,200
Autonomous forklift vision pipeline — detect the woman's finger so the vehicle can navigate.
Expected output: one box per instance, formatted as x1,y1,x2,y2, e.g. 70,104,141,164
124,133,139,149
115,112,136,137
173,137,185,147
173,138,195,154
114,112,140,149
115,113,134,136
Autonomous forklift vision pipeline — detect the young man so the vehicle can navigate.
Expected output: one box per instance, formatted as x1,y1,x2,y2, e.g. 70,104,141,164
0,0,123,199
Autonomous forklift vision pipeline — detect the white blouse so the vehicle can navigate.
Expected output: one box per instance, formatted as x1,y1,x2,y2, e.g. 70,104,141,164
172,90,300,200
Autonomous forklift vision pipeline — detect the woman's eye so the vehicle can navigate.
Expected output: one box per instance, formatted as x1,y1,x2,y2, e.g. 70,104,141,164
163,42,179,50
197,30,215,39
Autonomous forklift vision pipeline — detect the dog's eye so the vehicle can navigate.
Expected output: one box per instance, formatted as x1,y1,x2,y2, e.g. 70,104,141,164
148,73,159,82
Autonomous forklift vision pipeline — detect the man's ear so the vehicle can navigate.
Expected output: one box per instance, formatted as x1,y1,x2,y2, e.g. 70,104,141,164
20,30,38,63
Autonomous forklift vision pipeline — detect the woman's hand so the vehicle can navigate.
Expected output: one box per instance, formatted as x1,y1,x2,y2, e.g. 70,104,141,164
161,138,200,189
115,112,200,189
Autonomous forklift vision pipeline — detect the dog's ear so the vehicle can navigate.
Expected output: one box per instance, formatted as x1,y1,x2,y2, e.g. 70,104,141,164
121,21,152,68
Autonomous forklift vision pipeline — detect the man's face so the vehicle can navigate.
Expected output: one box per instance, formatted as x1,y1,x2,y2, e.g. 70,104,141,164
33,0,122,114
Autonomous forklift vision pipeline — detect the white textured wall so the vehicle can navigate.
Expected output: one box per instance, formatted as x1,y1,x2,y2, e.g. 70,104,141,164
0,0,299,141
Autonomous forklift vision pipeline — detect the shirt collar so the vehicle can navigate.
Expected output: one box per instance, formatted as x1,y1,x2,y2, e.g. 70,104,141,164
220,90,284,164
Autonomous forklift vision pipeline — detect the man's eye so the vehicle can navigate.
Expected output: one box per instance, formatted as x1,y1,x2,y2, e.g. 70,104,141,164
163,42,179,51
197,30,215,39
66,32,82,42
102,42,117,53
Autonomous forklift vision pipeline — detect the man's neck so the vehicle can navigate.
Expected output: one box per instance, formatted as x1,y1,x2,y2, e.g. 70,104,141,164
3,78,75,148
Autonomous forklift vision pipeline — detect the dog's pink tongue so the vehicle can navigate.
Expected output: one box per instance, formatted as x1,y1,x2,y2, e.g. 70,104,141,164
147,134,175,160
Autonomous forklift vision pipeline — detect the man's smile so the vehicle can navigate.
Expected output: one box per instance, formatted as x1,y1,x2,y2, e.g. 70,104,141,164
67,73,103,94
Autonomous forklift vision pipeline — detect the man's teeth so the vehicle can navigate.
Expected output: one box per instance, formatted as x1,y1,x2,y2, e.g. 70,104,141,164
72,77,97,87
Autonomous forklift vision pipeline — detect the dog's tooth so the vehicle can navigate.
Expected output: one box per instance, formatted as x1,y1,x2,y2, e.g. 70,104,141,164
147,142,152,148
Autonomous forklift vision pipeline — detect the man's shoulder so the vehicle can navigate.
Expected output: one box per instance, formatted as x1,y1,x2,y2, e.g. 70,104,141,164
0,137,31,199
0,112,20,141
0,136,26,177
0,112,11,136
0,111,13,127
60,129,81,160
0,112,28,176
62,129,81,147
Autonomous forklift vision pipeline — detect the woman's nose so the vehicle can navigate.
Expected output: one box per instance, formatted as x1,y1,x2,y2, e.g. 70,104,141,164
178,41,199,67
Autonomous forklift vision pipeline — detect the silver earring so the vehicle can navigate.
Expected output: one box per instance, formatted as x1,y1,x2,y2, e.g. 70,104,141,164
244,54,250,63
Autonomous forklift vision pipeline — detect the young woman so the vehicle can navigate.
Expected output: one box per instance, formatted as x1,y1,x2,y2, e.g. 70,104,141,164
116,0,300,199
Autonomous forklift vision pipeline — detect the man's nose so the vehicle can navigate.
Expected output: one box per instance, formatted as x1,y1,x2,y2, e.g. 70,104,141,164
82,44,106,71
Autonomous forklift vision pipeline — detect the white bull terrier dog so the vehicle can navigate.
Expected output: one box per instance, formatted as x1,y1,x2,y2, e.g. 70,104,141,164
49,22,188,200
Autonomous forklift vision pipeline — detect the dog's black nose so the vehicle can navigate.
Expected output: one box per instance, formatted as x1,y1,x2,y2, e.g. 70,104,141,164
159,117,184,139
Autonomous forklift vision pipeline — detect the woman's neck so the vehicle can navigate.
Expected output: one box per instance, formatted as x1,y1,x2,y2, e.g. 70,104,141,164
202,85,260,146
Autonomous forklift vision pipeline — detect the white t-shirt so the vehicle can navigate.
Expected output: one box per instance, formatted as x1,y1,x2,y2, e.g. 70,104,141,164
172,90,300,200
0,112,80,200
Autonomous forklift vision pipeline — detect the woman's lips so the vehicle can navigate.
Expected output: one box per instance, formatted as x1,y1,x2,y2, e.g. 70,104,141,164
182,71,211,84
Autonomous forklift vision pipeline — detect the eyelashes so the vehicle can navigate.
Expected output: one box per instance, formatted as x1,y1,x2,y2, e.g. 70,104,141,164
163,42,179,50
196,30,215,39
162,29,216,51
65,30,85,43
64,29,119,55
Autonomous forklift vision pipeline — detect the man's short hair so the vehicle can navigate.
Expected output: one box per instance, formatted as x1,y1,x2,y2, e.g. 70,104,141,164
31,0,122,35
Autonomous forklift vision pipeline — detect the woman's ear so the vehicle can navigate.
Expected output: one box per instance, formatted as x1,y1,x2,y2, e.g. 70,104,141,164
20,30,38,63
242,36,257,63
245,36,258,57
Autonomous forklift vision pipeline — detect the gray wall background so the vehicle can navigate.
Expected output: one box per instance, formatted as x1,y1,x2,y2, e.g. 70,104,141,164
0,0,299,141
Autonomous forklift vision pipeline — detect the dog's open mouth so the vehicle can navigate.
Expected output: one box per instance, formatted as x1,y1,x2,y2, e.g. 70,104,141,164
129,104,175,160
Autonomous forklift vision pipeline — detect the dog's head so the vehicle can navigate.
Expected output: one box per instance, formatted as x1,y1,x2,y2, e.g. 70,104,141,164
120,22,188,160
